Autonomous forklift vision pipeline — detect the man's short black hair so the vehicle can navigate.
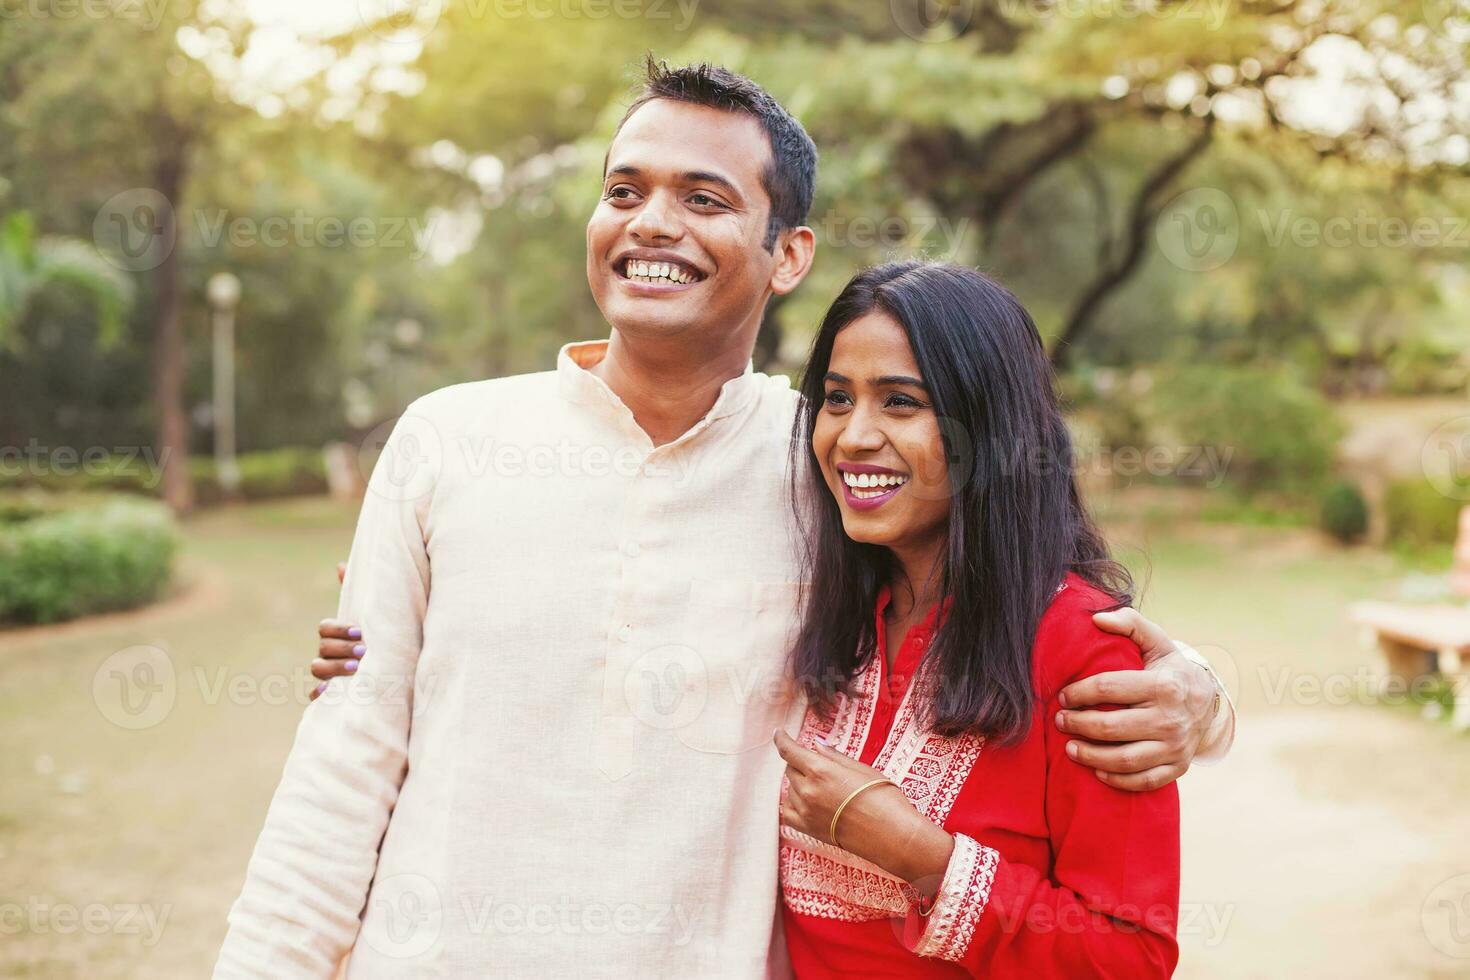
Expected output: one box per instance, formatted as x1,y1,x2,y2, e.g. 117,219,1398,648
614,55,818,251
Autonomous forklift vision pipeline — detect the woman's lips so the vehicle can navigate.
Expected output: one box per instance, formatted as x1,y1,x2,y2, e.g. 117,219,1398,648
839,479,904,512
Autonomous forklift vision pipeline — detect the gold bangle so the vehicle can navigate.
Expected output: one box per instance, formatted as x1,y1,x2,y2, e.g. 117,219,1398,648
829,777,894,848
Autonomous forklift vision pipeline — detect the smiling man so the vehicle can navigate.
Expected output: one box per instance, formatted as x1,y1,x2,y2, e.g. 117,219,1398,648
215,60,1233,978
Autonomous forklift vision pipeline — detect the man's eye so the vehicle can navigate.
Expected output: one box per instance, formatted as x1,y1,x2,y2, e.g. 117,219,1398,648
689,193,725,208
604,186,638,201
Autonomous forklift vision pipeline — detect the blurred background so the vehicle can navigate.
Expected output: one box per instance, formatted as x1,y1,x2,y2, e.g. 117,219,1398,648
2,0,1469,976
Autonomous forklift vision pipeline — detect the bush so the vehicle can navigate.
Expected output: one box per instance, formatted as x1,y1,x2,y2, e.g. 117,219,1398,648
0,495,179,625
1143,366,1342,498
1319,480,1369,544
191,447,328,506
0,447,328,505
1384,478,1465,548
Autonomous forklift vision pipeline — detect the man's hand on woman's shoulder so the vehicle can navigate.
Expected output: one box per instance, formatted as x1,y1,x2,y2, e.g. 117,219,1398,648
1054,607,1233,792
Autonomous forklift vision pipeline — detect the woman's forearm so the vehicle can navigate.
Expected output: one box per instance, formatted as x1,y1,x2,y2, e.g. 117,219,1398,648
834,788,956,891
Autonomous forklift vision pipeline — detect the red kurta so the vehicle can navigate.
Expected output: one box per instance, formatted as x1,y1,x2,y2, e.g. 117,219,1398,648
780,573,1180,978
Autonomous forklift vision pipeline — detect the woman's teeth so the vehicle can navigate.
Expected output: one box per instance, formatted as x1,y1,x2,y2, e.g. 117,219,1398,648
622,259,698,284
842,471,908,499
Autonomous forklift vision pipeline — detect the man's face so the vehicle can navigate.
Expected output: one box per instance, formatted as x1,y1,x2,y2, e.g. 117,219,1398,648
586,98,786,344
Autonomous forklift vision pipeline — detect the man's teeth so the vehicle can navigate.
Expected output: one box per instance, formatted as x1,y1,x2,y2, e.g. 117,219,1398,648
842,472,908,498
623,259,698,284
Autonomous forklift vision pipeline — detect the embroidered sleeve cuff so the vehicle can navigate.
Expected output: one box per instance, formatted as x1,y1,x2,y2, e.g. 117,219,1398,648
903,833,1000,962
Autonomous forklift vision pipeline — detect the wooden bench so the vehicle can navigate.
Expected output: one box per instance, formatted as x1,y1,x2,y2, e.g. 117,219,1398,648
1351,506,1470,731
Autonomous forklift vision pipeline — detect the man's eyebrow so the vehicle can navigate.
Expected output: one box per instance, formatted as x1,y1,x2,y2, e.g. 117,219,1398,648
604,165,742,197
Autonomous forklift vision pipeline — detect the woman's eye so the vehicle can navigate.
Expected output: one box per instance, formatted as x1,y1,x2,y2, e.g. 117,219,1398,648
823,390,852,408
885,393,924,409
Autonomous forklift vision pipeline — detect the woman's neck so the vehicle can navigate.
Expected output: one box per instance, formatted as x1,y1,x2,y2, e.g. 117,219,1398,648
885,534,946,624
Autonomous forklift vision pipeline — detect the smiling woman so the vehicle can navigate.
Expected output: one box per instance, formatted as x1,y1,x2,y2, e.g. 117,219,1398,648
778,261,1176,978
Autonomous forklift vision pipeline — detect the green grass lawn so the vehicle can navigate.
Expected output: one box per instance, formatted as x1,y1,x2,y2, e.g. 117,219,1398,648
1,492,1464,977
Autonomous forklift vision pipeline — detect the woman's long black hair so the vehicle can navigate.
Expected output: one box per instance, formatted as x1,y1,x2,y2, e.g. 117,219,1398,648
789,261,1132,743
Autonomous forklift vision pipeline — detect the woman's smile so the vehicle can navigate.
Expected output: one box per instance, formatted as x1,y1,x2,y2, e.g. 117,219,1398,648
836,462,910,510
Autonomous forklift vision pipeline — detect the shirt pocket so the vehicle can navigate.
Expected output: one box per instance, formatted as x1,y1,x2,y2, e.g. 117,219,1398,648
668,579,802,756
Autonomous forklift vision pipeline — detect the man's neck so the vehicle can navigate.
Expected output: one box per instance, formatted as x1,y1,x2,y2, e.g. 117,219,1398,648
590,329,758,446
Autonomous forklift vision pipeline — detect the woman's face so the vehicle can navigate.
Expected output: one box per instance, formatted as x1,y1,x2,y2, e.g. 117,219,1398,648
811,311,952,552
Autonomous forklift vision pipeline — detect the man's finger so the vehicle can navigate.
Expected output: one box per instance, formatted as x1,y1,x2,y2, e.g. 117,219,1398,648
337,561,347,585
318,638,363,661
319,618,362,642
1095,763,1186,793
1055,707,1160,743
1058,669,1158,709
1065,738,1171,774
1091,607,1176,666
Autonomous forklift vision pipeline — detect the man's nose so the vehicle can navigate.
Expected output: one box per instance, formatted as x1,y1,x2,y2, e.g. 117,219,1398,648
627,190,684,243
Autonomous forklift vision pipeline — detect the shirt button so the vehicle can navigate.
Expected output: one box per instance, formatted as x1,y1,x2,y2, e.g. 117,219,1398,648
622,541,640,558
616,624,634,642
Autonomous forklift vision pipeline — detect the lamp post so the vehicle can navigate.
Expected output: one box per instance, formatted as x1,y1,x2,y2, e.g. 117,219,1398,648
206,272,242,495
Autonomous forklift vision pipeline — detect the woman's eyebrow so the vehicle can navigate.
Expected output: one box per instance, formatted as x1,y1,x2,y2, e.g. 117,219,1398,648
873,374,927,388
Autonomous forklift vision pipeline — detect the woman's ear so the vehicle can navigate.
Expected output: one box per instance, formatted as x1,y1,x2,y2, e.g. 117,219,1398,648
770,226,817,296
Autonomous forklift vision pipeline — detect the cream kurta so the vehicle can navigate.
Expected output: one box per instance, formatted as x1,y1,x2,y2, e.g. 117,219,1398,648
215,341,808,979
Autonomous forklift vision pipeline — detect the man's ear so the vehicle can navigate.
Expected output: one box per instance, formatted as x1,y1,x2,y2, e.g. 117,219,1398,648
769,226,816,297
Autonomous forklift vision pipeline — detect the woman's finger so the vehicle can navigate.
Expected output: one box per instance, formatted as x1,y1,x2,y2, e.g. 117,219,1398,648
318,638,363,661
318,618,362,642
311,658,359,681
773,729,818,775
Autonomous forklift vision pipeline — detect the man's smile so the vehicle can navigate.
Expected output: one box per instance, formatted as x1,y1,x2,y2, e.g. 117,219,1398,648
613,247,708,291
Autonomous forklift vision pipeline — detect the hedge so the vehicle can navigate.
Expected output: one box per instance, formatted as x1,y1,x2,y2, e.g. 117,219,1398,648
0,495,180,625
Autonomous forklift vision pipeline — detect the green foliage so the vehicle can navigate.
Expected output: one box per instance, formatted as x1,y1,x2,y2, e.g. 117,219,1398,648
1145,366,1342,498
0,495,179,625
0,211,133,348
191,448,328,506
1384,479,1465,548
0,448,327,505
1319,480,1369,544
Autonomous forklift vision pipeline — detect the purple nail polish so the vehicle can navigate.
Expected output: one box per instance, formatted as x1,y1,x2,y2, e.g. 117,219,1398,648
345,660,359,672
348,628,362,640
315,682,327,694
352,644,366,656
